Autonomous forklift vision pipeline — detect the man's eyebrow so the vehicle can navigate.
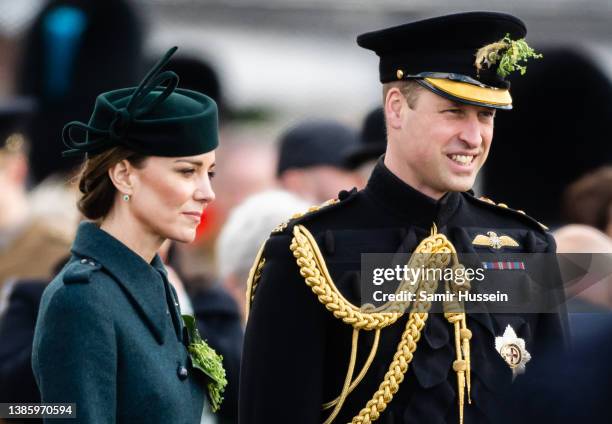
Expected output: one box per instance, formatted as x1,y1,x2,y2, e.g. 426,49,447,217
440,99,463,108
174,159,203,166
444,99,495,113
479,107,496,114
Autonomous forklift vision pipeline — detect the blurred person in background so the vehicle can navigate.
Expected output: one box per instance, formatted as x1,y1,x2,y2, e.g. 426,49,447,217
483,48,612,226
17,0,145,186
216,189,309,321
276,119,361,203
553,168,612,346
344,107,386,188
554,224,612,312
188,140,276,276
562,166,612,238
0,102,69,424
0,101,71,313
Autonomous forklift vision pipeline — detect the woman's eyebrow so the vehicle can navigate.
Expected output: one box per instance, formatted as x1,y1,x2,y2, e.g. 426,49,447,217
174,159,203,166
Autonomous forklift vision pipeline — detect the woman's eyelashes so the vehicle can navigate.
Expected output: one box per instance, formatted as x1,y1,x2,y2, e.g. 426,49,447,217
175,167,215,180
177,168,196,176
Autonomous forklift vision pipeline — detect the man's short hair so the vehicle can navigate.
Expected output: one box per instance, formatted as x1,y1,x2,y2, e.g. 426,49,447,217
382,80,423,110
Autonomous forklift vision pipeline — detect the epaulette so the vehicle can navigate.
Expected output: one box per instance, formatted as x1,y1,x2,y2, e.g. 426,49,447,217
468,193,549,231
270,188,358,235
63,258,102,284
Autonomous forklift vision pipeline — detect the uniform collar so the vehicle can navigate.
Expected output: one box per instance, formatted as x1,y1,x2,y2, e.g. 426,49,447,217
71,221,169,344
364,157,462,227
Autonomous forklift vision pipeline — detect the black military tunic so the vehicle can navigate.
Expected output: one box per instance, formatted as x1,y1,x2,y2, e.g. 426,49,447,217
239,159,568,424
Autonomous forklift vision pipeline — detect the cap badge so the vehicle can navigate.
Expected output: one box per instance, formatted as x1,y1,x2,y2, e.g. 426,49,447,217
495,324,531,379
472,231,519,249
475,33,542,78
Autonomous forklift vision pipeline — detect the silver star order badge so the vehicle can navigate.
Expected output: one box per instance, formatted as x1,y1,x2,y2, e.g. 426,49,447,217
495,325,531,380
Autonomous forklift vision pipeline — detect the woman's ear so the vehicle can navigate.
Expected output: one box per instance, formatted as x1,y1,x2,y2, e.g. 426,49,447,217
107,159,134,195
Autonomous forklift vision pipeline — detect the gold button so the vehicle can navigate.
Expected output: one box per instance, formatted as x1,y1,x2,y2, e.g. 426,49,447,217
396,69,404,79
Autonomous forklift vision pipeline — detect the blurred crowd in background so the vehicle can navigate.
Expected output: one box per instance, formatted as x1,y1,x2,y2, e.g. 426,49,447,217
0,1,611,423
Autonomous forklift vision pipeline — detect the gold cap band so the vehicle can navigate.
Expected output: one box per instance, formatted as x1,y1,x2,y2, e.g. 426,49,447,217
424,77,512,107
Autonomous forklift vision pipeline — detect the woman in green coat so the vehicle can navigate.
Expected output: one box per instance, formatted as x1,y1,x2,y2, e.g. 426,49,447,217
32,47,225,423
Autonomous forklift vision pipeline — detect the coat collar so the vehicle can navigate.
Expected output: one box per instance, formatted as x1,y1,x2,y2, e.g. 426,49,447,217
364,157,462,227
70,221,169,344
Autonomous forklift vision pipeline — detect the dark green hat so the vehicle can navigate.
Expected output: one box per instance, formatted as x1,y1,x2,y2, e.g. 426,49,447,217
62,47,218,157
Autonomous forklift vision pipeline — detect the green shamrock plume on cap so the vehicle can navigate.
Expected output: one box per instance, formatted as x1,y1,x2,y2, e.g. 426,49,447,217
475,33,543,78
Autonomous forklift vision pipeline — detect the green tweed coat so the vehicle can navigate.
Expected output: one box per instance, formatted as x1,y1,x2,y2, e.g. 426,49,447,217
32,222,205,423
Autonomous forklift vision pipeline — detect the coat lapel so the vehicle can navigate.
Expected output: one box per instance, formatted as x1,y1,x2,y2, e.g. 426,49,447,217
71,222,168,344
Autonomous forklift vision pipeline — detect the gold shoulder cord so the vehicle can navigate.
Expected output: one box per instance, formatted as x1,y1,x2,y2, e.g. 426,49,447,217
245,242,266,318
290,224,472,424
245,199,341,317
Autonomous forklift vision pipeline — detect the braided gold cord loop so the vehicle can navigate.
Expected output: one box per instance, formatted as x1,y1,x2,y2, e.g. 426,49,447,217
291,225,401,331
351,312,428,424
290,223,470,424
248,197,342,316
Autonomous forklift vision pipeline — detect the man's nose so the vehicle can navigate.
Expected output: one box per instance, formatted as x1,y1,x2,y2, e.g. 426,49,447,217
458,115,483,148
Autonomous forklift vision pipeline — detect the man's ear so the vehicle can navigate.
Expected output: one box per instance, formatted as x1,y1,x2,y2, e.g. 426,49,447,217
107,159,135,195
384,87,405,130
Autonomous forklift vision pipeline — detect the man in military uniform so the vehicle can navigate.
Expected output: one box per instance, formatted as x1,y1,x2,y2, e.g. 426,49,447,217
240,12,568,424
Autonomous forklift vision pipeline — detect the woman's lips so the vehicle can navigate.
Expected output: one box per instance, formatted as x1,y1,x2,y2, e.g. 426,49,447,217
182,212,202,222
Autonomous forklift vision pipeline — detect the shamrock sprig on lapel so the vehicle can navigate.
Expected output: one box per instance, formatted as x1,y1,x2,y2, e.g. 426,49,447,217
182,314,227,412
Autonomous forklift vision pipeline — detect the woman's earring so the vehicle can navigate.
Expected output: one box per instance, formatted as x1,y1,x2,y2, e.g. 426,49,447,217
123,194,131,202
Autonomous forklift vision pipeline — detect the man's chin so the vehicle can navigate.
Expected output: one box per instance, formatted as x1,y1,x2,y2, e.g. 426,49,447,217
443,176,475,193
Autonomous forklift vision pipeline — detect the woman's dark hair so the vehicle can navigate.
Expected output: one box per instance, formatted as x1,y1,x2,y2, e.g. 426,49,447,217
76,147,147,220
